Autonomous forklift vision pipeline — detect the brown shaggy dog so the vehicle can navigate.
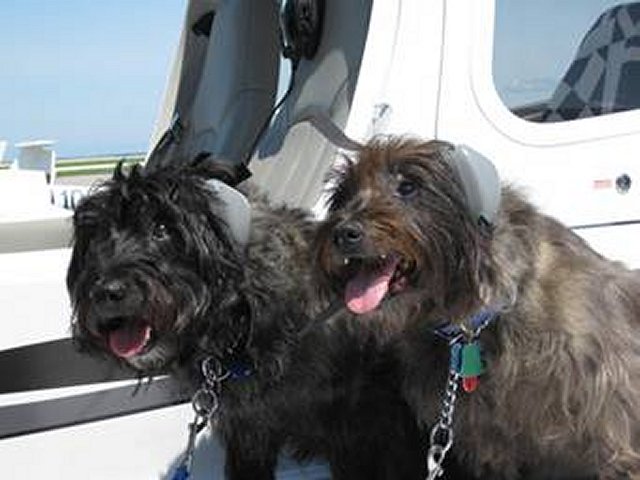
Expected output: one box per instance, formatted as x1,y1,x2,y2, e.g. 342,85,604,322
315,135,640,479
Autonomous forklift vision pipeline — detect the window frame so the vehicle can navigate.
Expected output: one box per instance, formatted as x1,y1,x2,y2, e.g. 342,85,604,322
471,0,640,148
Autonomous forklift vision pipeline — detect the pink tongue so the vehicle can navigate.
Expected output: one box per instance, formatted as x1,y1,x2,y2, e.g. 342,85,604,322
108,323,151,358
345,257,399,314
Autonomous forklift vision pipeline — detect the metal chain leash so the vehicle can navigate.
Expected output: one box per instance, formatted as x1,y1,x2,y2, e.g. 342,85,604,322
172,357,230,480
169,301,343,479
426,309,498,480
426,369,461,480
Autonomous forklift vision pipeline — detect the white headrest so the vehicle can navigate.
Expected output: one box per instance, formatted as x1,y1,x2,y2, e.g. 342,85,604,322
205,179,251,247
444,145,501,226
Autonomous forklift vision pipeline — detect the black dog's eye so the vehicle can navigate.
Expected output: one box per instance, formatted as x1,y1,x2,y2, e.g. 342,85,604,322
396,179,418,199
152,223,170,241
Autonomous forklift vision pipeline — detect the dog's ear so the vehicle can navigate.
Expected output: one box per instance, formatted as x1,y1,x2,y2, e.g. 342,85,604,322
324,152,356,211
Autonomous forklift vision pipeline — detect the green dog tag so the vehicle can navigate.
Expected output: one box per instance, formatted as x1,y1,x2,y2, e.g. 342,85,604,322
460,341,484,377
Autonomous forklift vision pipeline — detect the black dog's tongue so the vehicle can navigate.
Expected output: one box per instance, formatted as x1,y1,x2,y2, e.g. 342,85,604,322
108,323,151,358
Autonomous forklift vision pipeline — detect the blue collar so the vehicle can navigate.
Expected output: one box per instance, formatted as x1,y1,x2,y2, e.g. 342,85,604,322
215,351,255,381
225,357,255,380
433,308,499,343
432,307,499,393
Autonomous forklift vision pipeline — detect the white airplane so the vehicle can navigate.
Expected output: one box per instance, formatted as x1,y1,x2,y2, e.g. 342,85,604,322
0,0,639,478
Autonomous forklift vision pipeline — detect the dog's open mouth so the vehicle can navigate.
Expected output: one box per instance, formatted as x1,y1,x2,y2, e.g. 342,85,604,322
101,319,153,359
341,253,413,314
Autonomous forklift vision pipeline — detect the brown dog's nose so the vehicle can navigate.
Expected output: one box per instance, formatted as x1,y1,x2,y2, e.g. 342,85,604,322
333,222,364,251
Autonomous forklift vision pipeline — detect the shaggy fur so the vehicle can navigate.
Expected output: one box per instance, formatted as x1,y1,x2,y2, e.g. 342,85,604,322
66,161,427,480
315,136,640,479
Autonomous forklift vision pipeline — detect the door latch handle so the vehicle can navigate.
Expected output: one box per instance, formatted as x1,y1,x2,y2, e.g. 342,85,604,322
616,174,631,194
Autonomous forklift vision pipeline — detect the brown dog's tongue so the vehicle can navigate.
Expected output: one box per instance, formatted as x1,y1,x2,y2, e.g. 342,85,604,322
345,257,399,314
109,323,151,358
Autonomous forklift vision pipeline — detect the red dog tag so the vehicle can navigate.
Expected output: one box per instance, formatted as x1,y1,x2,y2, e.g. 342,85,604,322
462,376,479,393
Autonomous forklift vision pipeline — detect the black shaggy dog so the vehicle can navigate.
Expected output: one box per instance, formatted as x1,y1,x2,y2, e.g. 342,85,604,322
315,136,640,479
66,161,426,480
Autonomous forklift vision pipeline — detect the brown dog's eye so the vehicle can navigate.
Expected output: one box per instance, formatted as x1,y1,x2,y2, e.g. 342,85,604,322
396,179,418,199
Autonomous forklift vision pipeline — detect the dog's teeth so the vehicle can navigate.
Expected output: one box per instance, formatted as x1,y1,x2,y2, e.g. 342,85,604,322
381,254,387,260
343,258,351,265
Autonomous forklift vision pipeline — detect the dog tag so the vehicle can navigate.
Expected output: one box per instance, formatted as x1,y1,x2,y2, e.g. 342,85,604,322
462,376,479,393
460,341,484,378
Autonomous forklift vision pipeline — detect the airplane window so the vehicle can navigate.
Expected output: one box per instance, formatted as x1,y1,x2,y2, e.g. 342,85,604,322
493,1,640,122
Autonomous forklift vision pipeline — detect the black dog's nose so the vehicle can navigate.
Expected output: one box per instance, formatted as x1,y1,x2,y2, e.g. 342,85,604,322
92,279,127,303
87,279,133,333
333,222,364,250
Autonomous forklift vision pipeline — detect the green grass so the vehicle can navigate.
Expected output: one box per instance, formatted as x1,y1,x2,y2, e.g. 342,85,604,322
56,166,125,177
57,154,143,167
0,153,146,177
55,153,145,177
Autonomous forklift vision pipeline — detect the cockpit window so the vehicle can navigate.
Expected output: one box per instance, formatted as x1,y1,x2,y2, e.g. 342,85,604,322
493,1,640,122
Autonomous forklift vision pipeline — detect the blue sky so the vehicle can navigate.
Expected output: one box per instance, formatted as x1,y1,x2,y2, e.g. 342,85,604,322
0,0,626,158
493,0,625,107
0,1,185,158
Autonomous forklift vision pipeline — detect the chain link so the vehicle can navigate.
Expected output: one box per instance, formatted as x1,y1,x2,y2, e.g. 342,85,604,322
190,357,226,421
173,357,228,480
202,356,231,386
426,370,460,480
